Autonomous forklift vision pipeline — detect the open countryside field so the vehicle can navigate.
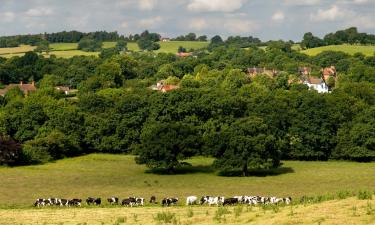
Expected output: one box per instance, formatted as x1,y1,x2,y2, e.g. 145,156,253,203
302,44,375,56
0,41,208,58
1,197,375,225
1,154,375,208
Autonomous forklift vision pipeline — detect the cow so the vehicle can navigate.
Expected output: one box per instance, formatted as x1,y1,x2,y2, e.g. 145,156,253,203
136,198,144,206
234,196,245,204
49,198,60,206
283,197,292,205
59,199,69,207
122,197,136,207
107,197,119,205
200,196,224,206
223,198,238,206
34,199,45,207
86,197,101,206
162,198,178,207
69,199,82,207
150,196,157,204
186,196,198,205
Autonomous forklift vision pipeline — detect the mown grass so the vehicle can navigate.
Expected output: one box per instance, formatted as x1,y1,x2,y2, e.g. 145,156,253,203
0,198,375,224
0,41,208,58
301,44,375,56
1,154,375,208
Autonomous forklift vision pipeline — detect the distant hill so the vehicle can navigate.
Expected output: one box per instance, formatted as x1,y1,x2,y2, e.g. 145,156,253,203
301,44,375,56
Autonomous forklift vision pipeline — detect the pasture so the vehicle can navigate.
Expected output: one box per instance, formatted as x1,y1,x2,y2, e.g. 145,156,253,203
0,41,208,58
1,154,375,208
301,44,375,56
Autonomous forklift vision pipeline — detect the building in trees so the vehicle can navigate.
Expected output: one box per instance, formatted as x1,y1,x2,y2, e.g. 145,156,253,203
247,67,278,79
303,77,330,93
0,81,37,96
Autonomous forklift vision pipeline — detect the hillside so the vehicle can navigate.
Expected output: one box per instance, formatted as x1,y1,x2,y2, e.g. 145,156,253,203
1,154,375,207
0,41,209,58
301,44,375,56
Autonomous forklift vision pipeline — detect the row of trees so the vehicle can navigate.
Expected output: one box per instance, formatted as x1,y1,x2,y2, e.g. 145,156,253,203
301,27,375,49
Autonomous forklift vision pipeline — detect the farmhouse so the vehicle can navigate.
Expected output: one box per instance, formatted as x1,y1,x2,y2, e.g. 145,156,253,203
321,66,337,82
0,81,37,96
247,67,278,78
303,77,330,93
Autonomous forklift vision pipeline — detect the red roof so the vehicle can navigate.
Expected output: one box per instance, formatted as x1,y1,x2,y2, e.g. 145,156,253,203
0,82,37,96
176,52,193,57
161,85,179,92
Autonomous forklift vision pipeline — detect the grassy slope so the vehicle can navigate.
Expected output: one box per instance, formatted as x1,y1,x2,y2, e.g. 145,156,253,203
0,41,209,58
1,154,375,208
302,44,375,56
0,198,374,224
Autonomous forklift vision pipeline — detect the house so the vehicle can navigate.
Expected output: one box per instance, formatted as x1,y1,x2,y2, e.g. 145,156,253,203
55,86,71,95
298,67,312,76
303,77,330,93
150,80,179,92
321,66,337,82
176,52,193,57
0,81,37,96
161,37,171,42
247,67,278,78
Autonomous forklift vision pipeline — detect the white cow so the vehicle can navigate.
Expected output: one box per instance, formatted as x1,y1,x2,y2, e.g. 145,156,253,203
186,196,198,205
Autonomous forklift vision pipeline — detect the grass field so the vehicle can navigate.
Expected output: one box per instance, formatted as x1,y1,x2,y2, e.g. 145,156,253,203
1,197,375,224
1,154,375,208
0,41,209,58
301,44,375,56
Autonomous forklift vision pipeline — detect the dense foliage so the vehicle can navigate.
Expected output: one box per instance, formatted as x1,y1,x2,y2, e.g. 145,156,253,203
0,28,374,175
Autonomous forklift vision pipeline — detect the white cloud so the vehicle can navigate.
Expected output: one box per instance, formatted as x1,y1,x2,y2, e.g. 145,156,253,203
189,18,208,30
187,0,245,12
284,0,320,6
272,11,285,22
25,7,54,17
139,16,163,28
310,5,345,22
120,21,129,28
223,19,258,33
347,15,375,29
0,11,15,23
139,0,157,11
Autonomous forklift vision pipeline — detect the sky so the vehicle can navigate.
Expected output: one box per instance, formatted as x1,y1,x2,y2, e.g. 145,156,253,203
0,0,374,41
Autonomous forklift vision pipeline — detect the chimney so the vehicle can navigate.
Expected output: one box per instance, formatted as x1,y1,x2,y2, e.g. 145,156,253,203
20,81,23,86
32,80,35,87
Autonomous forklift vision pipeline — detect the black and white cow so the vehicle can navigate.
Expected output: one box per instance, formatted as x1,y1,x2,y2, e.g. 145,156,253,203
186,196,198,205
34,199,46,207
107,197,119,205
223,198,239,206
69,199,82,207
86,197,101,205
136,197,144,206
162,197,178,207
149,196,157,204
200,196,225,206
59,199,69,207
121,197,136,207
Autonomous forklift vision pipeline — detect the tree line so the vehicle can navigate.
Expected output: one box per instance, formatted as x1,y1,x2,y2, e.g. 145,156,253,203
0,31,374,175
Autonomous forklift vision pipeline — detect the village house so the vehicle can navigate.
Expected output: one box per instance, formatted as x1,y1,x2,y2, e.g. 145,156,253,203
0,81,37,96
176,52,193,57
150,80,179,93
321,66,337,82
303,77,330,93
298,67,312,76
160,37,171,42
247,67,278,79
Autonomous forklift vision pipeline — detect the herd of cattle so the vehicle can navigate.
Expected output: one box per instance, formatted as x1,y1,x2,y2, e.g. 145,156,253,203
34,195,292,207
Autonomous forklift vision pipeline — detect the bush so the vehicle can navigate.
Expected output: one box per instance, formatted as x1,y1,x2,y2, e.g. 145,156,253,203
154,212,176,223
358,190,373,200
0,136,22,165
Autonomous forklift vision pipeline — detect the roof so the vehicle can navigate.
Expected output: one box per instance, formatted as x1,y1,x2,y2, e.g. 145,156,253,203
161,85,179,92
176,52,193,57
55,86,70,92
0,83,37,96
307,77,324,85
322,66,336,77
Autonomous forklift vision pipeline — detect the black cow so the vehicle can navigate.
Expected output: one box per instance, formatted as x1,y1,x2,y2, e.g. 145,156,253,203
60,199,69,207
86,197,101,205
223,198,238,206
122,197,136,207
34,199,45,207
107,197,119,205
69,199,82,207
150,196,156,204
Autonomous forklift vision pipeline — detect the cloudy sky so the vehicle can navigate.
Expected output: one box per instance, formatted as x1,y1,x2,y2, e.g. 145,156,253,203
0,0,374,41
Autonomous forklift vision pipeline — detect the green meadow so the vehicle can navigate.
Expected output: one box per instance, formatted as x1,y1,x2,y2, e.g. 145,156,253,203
301,44,375,56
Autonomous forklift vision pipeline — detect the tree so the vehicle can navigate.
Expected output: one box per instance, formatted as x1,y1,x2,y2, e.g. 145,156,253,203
197,35,208,42
34,40,51,54
78,38,102,52
213,117,279,176
137,38,160,51
178,46,187,53
135,120,200,173
115,40,128,52
301,32,326,49
0,136,21,165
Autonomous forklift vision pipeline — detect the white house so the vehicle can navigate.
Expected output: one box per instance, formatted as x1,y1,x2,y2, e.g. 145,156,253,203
303,77,330,93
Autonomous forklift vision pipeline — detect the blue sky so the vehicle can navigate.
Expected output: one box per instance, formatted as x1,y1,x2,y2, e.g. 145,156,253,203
0,0,374,41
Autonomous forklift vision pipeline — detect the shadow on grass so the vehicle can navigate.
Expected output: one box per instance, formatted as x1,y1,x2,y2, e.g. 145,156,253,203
217,167,295,177
145,164,215,175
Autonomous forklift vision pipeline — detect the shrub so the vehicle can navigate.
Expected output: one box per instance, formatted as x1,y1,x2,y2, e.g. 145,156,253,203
358,190,373,200
154,211,176,224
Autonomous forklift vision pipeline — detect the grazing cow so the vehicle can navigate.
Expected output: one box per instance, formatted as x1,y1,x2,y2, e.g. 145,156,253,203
49,198,61,206
162,198,178,207
234,196,245,204
59,199,69,207
283,197,292,205
223,198,239,206
136,198,144,206
107,197,119,205
122,197,136,207
201,196,224,206
69,199,82,207
34,199,45,207
86,197,101,206
186,196,198,205
150,196,157,204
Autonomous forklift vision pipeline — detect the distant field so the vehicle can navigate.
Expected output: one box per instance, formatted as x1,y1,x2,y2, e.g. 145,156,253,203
1,197,375,225
0,41,208,58
302,44,375,56
0,154,375,208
